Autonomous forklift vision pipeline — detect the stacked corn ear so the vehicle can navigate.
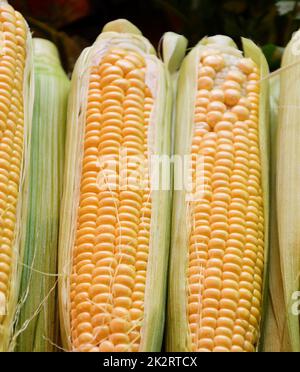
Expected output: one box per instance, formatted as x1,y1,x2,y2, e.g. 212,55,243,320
59,19,172,352
11,38,70,352
167,36,269,352
0,0,34,352
263,75,292,352
276,32,300,352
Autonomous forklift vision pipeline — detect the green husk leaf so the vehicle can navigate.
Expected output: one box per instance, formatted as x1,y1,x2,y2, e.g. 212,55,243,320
11,38,70,352
58,19,172,352
58,46,89,352
0,4,34,352
102,19,142,36
242,38,270,351
162,32,188,75
275,31,300,352
162,32,188,154
263,75,293,352
166,44,198,352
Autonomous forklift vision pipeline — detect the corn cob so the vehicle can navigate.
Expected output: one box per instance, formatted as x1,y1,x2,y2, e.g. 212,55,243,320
11,38,70,352
275,31,300,352
167,36,269,352
59,19,172,352
0,0,34,352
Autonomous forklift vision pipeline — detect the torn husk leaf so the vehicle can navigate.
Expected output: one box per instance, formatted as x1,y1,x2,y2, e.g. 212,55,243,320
167,36,269,352
58,19,172,352
0,1,34,352
11,38,70,352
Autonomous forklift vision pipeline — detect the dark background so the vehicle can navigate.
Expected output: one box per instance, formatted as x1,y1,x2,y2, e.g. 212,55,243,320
9,0,300,72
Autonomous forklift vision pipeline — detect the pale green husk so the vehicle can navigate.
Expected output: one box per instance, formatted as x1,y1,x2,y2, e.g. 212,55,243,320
276,32,300,352
162,32,188,76
263,75,292,352
162,32,188,154
58,19,172,352
10,39,70,352
0,2,34,352
167,36,270,352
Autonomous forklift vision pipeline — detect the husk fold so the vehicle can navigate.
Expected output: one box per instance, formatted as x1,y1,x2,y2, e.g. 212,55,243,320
167,36,270,352
58,19,172,352
0,1,34,352
12,38,70,352
162,32,188,153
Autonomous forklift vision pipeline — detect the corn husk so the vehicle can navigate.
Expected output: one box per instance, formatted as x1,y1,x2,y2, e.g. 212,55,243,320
167,36,270,352
276,32,300,352
241,38,270,352
58,19,172,352
9,39,70,352
263,75,292,352
162,32,188,153
0,1,34,352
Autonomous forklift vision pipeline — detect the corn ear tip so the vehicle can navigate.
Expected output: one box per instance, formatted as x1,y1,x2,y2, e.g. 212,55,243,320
33,38,60,59
102,19,142,36
282,29,300,62
201,35,238,49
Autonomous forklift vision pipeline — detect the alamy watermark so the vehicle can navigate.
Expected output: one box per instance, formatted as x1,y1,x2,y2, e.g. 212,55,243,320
0,292,5,316
292,291,300,316
95,147,205,202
